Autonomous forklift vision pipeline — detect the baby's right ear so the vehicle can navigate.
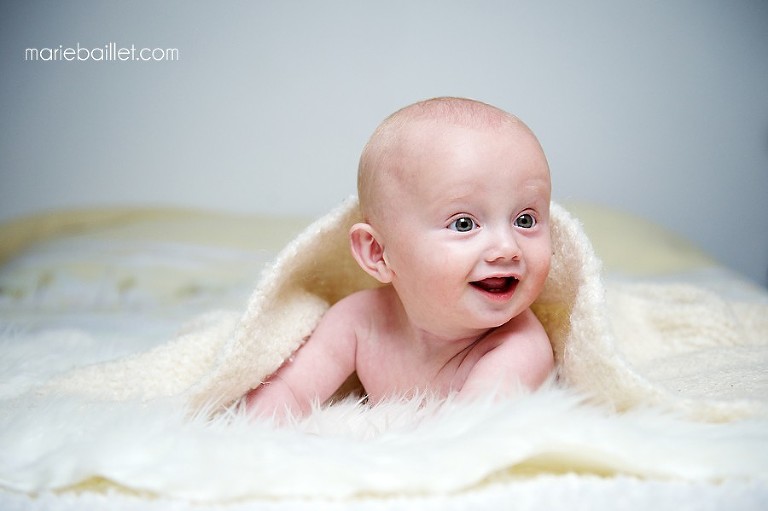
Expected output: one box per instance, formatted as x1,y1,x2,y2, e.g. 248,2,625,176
349,223,393,284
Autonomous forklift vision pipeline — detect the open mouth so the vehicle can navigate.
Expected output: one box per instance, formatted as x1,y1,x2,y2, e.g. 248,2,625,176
470,276,519,296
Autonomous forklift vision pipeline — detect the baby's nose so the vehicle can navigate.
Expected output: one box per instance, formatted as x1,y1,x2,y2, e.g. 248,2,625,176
485,228,521,262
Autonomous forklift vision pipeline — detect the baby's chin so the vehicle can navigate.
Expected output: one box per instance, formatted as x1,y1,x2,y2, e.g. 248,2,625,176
463,311,519,332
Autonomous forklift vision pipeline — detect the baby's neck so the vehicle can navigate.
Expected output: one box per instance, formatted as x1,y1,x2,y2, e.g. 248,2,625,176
383,286,494,363
357,286,506,403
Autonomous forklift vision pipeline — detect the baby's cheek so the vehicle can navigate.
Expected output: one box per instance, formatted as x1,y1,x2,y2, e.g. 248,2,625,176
529,250,552,292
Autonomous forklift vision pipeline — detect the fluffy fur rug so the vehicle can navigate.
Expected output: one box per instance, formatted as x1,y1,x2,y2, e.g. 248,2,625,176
1,381,767,503
1,198,767,508
43,198,768,421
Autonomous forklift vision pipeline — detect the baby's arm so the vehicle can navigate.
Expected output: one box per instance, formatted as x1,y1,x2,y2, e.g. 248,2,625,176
459,309,553,399
246,295,360,420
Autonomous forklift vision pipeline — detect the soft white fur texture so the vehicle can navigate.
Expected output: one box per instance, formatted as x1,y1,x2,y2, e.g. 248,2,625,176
1,381,767,503
45,198,768,421
1,198,767,507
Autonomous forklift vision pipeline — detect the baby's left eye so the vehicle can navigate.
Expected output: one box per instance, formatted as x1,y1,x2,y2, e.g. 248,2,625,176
514,213,536,229
449,217,477,232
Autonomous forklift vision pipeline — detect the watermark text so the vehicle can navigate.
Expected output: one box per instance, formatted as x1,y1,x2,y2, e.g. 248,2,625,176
25,43,179,62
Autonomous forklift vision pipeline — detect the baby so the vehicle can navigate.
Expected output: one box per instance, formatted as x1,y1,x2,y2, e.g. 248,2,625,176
247,97,554,418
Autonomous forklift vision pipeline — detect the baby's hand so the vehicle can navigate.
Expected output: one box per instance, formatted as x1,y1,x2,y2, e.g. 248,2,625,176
245,377,304,423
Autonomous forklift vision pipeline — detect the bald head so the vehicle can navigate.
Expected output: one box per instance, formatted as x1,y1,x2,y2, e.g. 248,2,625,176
357,97,542,223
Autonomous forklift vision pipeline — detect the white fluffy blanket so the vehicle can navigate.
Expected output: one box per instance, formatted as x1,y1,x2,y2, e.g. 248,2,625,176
1,198,767,508
42,198,768,420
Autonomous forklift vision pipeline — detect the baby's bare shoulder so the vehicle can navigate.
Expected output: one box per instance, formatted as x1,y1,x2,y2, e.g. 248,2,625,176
459,310,553,396
492,308,547,343
473,310,552,372
332,286,388,312
323,286,390,327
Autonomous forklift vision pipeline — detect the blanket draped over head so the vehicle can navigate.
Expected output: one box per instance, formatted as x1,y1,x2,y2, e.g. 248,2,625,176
47,198,768,422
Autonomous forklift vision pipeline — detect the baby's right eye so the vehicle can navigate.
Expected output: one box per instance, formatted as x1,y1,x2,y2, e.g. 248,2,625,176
449,217,477,232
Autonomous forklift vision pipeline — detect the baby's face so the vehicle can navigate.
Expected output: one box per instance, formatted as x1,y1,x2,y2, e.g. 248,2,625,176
376,121,551,337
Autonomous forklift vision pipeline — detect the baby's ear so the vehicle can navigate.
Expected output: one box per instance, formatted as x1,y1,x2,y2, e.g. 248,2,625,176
349,223,393,283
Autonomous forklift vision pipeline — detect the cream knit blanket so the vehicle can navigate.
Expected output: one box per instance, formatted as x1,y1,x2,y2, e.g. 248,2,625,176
48,198,768,422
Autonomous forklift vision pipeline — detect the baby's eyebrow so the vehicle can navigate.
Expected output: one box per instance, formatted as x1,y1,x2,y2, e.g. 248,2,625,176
444,192,480,209
439,202,476,216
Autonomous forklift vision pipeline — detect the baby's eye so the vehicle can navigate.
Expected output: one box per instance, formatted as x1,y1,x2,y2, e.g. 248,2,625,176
449,217,477,232
514,213,536,229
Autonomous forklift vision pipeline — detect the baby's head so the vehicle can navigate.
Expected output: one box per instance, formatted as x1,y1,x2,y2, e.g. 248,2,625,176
357,97,549,226
351,97,552,333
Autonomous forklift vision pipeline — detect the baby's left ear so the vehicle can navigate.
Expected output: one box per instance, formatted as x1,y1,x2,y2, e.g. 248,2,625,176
349,223,393,284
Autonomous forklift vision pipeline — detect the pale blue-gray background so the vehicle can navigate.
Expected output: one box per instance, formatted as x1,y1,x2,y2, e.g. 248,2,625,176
1,1,766,285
